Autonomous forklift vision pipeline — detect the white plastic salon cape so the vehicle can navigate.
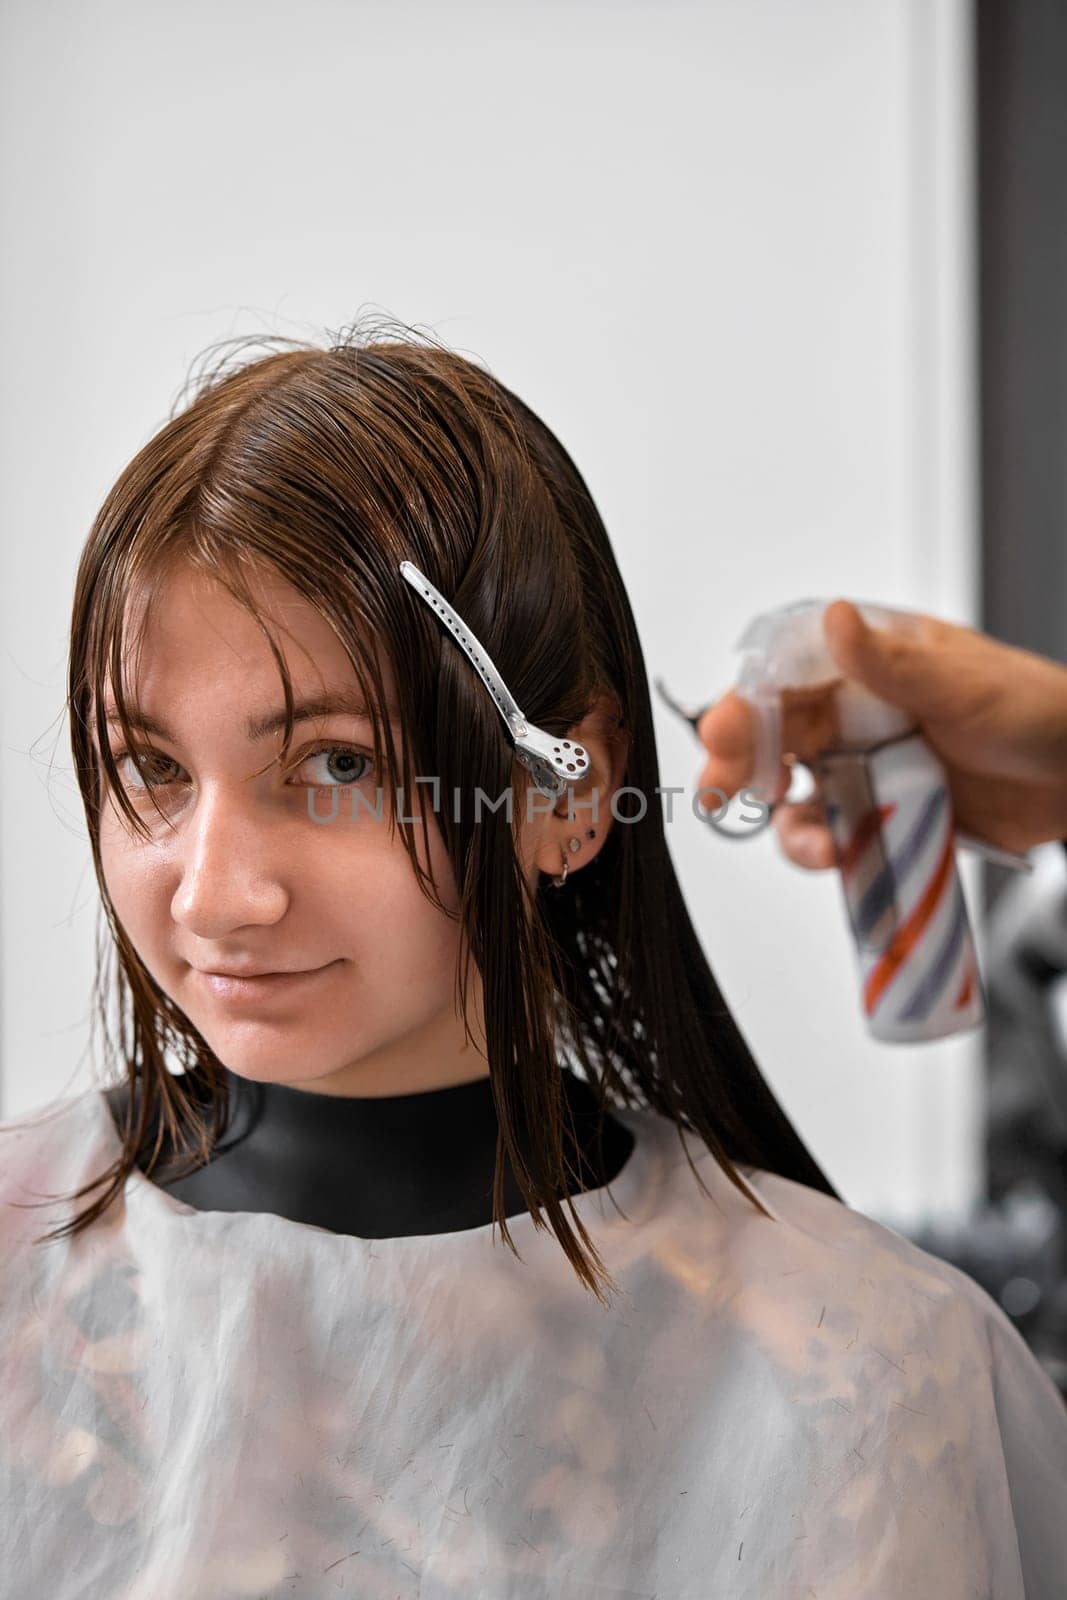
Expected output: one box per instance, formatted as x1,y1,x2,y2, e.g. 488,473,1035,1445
2,1087,1066,1600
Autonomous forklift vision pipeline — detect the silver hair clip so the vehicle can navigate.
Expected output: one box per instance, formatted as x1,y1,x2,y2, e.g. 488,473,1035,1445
398,560,590,799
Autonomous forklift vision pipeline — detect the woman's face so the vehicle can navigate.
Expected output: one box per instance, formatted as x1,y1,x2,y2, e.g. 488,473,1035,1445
96,562,531,1097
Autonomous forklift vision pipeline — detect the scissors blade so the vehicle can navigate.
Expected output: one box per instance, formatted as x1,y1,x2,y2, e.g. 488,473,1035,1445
653,676,713,733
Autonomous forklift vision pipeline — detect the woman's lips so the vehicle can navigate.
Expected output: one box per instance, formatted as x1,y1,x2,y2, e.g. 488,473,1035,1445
193,961,341,1006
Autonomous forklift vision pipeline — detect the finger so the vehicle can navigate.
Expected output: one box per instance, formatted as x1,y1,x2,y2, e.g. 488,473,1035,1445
773,798,838,871
821,598,942,714
777,683,840,765
694,691,759,799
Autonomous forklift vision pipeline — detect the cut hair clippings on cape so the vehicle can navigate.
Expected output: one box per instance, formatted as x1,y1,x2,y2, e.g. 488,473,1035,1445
398,561,591,801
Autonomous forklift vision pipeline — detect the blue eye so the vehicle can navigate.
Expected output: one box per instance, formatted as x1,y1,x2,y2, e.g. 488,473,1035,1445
294,745,374,787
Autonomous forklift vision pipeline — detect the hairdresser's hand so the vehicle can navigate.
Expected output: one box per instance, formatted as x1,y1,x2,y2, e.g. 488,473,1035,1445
694,599,1067,869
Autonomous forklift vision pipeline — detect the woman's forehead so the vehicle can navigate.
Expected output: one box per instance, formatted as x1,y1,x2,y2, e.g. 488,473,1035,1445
99,665,401,730
105,561,399,706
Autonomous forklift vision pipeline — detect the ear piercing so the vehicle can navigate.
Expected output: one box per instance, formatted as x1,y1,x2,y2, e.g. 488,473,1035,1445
552,836,584,888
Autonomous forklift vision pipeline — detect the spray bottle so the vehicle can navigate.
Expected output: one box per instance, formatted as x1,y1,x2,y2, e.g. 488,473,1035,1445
730,598,986,1042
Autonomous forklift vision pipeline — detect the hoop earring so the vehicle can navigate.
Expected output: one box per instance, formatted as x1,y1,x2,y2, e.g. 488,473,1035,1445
552,836,582,888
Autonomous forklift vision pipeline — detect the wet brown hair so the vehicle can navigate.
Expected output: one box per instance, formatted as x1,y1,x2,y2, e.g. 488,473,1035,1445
36,314,837,1303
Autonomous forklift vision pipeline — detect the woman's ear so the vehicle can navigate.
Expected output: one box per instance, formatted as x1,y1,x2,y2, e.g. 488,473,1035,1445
531,691,630,885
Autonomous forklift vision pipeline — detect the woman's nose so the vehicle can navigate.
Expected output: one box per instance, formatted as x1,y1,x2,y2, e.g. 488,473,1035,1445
169,788,290,938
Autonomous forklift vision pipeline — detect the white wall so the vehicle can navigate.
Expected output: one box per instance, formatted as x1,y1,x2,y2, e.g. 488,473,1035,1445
0,0,979,1223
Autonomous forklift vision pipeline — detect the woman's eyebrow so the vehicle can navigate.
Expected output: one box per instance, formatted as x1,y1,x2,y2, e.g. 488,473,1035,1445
101,690,397,742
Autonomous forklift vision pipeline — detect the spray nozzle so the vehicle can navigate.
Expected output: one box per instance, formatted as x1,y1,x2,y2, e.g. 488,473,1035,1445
733,598,921,800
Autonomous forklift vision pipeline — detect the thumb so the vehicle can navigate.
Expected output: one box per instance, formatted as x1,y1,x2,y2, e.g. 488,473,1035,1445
821,598,938,713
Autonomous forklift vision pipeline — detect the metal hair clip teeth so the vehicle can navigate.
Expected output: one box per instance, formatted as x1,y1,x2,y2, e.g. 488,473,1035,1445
398,561,590,799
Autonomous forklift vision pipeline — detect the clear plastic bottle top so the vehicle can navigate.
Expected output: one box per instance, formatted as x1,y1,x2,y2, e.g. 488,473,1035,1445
733,598,920,801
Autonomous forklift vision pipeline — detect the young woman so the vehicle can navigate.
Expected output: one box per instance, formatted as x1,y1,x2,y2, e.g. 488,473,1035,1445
3,320,1065,1598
